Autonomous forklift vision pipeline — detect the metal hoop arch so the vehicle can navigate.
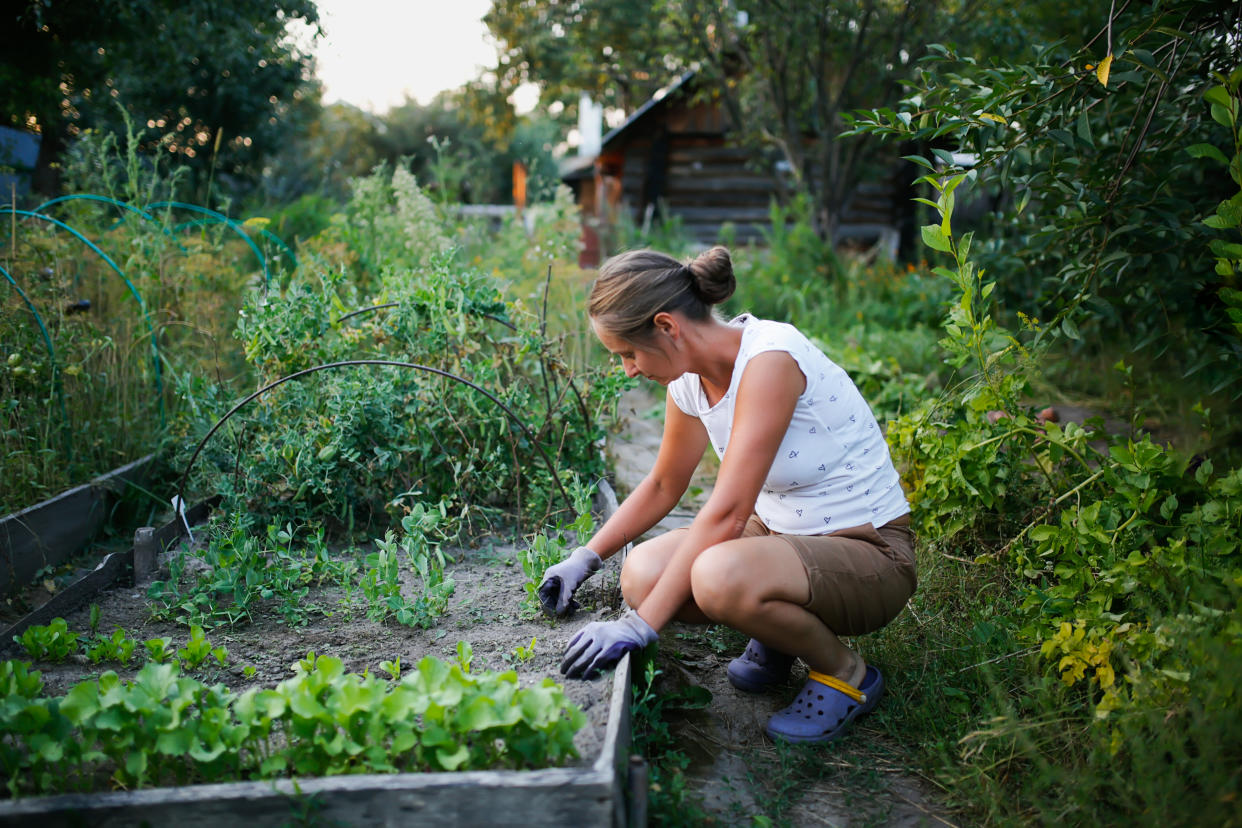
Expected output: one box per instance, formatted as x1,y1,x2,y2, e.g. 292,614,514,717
176,358,574,518
0,208,165,421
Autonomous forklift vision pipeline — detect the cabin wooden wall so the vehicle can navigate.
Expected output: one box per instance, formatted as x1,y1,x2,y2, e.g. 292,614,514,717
573,92,905,261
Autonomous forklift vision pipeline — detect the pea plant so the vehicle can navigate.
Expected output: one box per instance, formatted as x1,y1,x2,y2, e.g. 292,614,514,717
0,651,584,798
148,516,356,628
359,501,455,628
178,213,620,537
518,476,598,615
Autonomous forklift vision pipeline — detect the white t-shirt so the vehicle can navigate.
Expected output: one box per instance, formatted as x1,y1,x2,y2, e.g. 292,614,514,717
667,314,910,534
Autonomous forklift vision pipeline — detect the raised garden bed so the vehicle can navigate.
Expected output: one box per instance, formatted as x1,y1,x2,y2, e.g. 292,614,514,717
0,454,157,600
0,482,641,826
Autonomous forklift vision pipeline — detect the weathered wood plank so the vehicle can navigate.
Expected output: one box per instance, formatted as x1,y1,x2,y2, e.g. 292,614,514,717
0,486,105,596
666,177,780,193
0,768,615,827
681,223,771,243
667,163,773,179
664,193,775,211
667,146,755,164
670,206,774,223
0,550,128,650
0,455,155,597
0,498,215,653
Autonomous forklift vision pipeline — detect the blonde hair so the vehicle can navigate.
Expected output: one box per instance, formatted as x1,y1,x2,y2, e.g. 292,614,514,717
588,246,735,342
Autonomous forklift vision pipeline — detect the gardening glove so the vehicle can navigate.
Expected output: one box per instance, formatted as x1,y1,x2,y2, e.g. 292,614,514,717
560,609,657,680
537,545,602,617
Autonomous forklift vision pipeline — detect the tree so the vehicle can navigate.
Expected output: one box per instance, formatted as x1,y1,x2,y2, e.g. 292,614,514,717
481,0,1058,242
846,0,1241,394
0,0,320,198
257,101,382,204
483,0,685,118
662,0,997,242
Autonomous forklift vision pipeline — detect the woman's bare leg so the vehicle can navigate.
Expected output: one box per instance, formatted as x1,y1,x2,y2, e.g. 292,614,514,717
689,539,865,685
619,530,711,623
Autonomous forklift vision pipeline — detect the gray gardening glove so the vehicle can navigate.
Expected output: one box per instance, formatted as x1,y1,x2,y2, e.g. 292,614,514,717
537,545,602,617
560,609,658,680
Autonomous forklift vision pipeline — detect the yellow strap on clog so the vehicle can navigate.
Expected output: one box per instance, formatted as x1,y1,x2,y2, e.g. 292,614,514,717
808,670,867,703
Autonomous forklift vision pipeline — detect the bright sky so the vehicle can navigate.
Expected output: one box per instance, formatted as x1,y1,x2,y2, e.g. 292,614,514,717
309,0,502,112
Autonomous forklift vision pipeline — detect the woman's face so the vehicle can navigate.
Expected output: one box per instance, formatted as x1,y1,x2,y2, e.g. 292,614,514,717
591,319,682,385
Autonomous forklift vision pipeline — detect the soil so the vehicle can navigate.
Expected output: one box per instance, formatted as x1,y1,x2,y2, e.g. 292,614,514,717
33,535,627,767
608,388,956,827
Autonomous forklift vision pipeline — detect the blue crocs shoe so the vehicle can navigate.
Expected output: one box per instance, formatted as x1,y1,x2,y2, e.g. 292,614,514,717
727,638,795,693
764,665,884,744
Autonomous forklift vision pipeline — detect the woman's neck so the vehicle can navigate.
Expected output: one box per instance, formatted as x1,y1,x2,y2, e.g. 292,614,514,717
685,318,744,395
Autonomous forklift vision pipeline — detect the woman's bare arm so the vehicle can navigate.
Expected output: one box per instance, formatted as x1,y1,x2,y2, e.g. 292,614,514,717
584,391,710,559
635,351,805,631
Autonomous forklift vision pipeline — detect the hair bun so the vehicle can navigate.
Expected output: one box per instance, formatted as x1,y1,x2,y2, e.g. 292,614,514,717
684,246,735,305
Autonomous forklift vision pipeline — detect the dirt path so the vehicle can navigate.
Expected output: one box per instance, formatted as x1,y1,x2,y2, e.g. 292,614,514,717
607,388,956,828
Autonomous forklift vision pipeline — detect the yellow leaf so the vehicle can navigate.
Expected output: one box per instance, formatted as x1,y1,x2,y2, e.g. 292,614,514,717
1096,54,1113,88
980,113,1007,125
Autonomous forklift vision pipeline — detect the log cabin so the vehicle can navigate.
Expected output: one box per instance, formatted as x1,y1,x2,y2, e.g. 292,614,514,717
561,71,909,267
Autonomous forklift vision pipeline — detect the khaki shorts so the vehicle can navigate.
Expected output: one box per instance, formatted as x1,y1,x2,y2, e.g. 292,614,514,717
735,513,917,637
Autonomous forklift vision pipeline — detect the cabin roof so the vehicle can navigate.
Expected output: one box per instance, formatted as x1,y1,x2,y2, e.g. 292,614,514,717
600,70,698,149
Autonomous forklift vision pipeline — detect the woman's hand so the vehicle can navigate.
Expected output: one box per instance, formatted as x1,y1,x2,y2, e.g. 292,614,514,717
537,546,602,617
560,609,657,679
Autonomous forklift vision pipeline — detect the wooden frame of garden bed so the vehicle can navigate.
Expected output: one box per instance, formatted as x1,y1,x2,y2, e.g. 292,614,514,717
0,454,156,598
0,479,642,826
0,653,635,827
0,491,217,651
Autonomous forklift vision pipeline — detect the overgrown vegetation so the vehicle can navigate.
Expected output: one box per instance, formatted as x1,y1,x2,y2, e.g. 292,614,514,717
0,122,269,511
5,0,1240,819
3,117,619,798
166,163,621,538
619,8,1240,822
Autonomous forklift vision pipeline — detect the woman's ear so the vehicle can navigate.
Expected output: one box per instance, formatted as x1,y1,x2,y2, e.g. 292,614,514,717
652,311,679,339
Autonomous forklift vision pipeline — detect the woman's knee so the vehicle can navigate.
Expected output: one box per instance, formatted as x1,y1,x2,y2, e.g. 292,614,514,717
689,543,753,619
619,536,675,608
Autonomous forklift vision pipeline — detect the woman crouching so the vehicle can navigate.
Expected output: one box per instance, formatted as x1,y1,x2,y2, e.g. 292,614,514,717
539,245,916,743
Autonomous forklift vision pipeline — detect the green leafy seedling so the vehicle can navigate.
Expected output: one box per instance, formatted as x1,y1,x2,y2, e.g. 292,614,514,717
145,637,174,663
380,656,402,680
512,637,537,664
15,618,79,662
455,641,473,673
176,626,214,670
86,628,137,666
